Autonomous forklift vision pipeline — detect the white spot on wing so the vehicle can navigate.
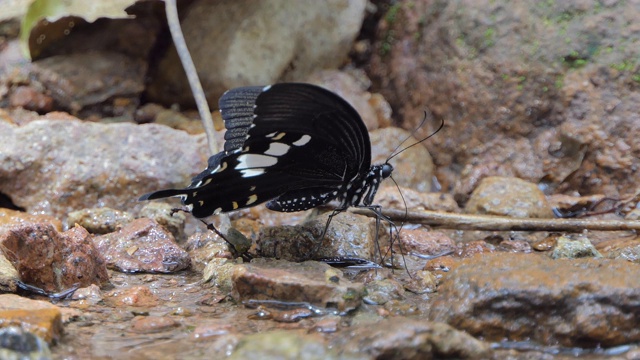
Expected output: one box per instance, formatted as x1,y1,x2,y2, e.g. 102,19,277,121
265,142,290,156
272,132,286,140
263,85,272,91
236,154,277,169
247,194,258,205
240,169,265,177
293,135,311,146
266,132,277,138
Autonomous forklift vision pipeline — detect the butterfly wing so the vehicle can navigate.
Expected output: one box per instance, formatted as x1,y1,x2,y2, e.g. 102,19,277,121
140,83,371,217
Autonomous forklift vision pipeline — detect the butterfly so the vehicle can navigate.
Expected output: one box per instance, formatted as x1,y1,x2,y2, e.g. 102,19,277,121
140,83,393,223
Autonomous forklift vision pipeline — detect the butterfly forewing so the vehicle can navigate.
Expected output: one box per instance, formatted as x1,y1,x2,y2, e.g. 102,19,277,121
141,83,374,218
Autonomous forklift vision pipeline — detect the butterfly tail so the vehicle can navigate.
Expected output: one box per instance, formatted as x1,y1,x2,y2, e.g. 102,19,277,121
138,188,188,201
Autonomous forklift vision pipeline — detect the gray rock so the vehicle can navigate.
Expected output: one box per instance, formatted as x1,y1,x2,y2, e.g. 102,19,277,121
147,0,367,105
0,118,208,221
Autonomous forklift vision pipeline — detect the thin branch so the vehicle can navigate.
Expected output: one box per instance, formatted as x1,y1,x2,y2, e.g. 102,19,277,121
352,208,640,232
164,0,218,155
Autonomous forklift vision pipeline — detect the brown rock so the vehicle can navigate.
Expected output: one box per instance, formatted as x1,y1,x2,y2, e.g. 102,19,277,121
397,229,456,256
31,51,146,115
464,176,553,218
376,187,461,213
231,259,364,312
9,86,54,113
93,218,190,273
138,202,187,243
597,238,640,263
130,315,180,334
105,285,159,308
0,223,109,293
66,207,134,234
0,208,62,232
429,253,640,347
370,0,640,198
336,317,491,359
370,127,433,193
0,294,63,344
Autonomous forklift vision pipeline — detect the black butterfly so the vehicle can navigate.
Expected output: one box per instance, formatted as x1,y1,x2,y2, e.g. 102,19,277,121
140,83,393,221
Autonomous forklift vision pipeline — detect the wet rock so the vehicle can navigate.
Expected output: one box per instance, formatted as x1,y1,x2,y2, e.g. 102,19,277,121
403,270,437,295
312,316,341,333
191,322,235,340
547,193,607,217
148,0,367,106
30,51,146,115
105,285,159,308
465,176,553,218
532,233,560,252
71,284,103,306
429,253,640,347
231,259,364,312
376,187,461,213
0,294,63,344
370,127,433,193
0,118,208,220
497,239,532,253
186,231,230,272
8,85,54,113
93,218,190,273
0,326,52,359
139,202,187,243
0,208,62,232
456,240,496,258
397,229,456,257
551,234,602,259
229,330,359,360
597,238,640,263
203,258,236,293
0,251,19,293
336,317,491,359
363,278,405,305
0,223,109,293
130,315,180,334
258,212,381,262
66,207,134,234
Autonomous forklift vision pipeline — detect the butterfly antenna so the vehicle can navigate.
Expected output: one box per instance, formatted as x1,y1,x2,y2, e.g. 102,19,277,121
386,113,444,163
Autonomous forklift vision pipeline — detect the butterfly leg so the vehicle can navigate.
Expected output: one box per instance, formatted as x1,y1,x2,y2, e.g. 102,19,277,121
310,208,346,257
357,204,407,271
199,220,253,261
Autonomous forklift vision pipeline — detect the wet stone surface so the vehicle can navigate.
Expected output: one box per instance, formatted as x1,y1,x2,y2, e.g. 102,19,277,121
93,218,191,273
231,259,365,313
429,253,640,347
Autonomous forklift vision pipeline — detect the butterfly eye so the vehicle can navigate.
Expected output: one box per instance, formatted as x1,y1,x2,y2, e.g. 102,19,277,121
381,163,393,179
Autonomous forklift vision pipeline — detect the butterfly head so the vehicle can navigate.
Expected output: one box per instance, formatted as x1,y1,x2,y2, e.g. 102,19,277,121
381,162,393,179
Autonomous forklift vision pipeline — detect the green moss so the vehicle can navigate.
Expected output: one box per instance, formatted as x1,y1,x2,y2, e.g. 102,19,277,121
555,75,564,89
563,50,589,69
385,3,402,24
484,27,495,47
611,60,636,72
